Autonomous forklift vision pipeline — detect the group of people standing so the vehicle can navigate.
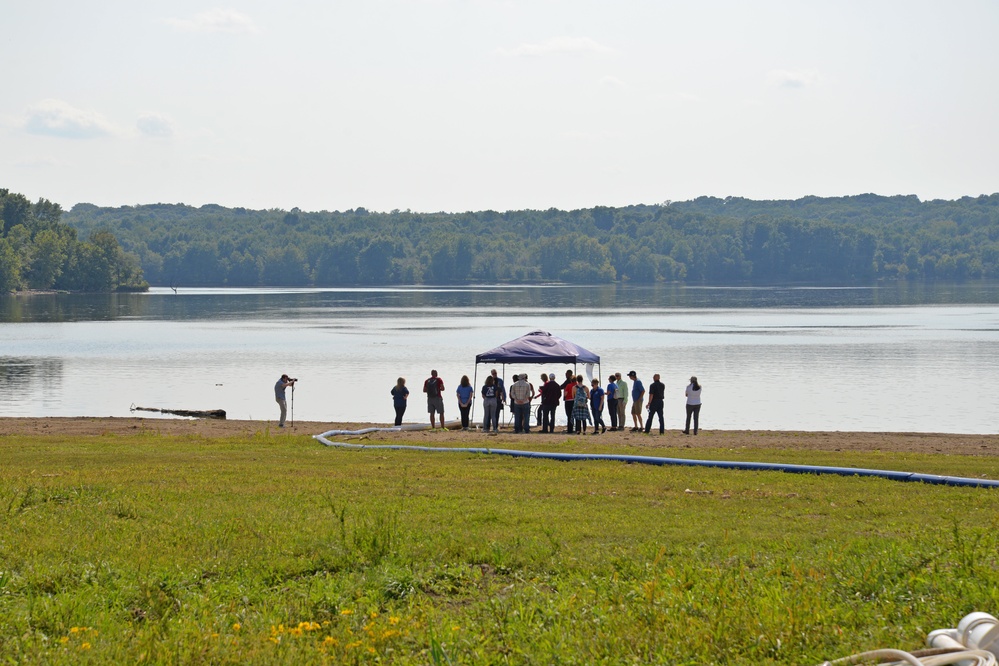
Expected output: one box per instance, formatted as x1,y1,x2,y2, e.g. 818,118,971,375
389,368,703,435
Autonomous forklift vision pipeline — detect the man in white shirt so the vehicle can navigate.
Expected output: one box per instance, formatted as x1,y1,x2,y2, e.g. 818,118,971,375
509,374,533,434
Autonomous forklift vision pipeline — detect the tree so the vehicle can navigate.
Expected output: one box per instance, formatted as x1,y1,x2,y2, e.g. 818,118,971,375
0,238,21,292
26,229,67,289
262,246,309,286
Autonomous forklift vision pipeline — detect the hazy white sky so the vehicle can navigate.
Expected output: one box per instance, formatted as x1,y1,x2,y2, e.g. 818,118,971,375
2,0,997,213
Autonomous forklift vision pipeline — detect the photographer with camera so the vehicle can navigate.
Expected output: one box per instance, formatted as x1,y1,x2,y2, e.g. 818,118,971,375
274,374,297,428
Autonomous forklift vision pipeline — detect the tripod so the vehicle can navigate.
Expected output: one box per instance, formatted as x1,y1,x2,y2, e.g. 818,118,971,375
290,384,295,427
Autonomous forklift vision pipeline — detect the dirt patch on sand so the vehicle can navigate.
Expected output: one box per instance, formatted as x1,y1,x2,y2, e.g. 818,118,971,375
1,417,996,457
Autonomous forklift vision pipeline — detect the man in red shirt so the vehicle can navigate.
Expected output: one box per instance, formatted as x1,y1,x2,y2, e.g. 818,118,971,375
423,369,446,430
560,369,577,434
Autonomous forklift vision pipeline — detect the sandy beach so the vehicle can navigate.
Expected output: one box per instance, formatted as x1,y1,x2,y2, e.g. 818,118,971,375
1,416,997,457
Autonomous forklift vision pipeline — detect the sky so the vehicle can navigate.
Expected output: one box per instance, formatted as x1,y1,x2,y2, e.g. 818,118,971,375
2,0,998,214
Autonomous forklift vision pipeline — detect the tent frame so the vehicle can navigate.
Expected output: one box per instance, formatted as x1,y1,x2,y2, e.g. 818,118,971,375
470,331,601,425
472,360,601,425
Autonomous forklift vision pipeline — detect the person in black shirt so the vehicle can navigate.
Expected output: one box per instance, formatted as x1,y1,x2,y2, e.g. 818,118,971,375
644,373,666,434
540,373,561,433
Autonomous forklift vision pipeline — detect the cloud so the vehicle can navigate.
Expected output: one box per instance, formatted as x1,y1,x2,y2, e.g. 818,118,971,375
496,36,615,57
136,113,176,138
24,99,116,139
767,69,818,89
164,8,259,34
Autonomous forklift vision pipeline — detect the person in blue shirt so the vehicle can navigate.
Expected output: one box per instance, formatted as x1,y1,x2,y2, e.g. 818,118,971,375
628,370,645,432
589,378,606,434
605,376,619,431
391,377,409,426
456,375,475,430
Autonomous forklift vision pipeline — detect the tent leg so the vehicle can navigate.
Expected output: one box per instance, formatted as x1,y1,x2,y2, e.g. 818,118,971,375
471,365,479,425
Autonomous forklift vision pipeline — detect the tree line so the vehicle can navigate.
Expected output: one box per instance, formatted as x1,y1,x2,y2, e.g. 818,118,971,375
49,192,999,287
0,189,147,293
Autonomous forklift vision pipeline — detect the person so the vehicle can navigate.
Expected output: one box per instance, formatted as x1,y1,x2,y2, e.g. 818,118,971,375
535,373,548,428
423,369,446,429
644,373,665,434
456,375,474,430
491,369,506,426
590,378,606,434
572,375,591,434
540,372,561,433
481,375,500,432
391,377,409,426
628,370,645,432
684,376,702,435
274,374,296,428
605,375,619,431
509,373,533,433
561,369,577,434
615,372,629,431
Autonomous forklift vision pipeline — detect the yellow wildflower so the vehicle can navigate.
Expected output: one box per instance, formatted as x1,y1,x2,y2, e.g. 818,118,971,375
59,636,69,645
322,636,336,647
369,611,379,619
389,616,400,625
80,643,91,650
232,623,241,632
452,625,461,632
340,609,354,616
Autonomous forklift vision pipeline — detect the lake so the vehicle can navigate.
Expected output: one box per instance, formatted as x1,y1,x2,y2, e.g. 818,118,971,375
2,283,998,434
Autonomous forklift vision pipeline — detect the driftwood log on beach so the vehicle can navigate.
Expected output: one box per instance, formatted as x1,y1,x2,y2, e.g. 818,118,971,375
130,405,227,419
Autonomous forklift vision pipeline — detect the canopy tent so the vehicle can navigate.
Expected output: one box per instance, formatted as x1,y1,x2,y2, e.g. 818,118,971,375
472,330,601,424
475,330,601,366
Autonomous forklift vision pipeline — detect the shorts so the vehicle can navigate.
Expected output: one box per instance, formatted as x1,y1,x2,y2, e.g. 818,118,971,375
631,401,643,416
427,396,444,415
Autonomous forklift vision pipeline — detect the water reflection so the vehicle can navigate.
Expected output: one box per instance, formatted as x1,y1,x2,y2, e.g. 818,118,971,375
3,282,999,323
0,357,64,410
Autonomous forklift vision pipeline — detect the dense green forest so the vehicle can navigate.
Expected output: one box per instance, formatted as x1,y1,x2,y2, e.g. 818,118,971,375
61,193,999,287
0,189,146,293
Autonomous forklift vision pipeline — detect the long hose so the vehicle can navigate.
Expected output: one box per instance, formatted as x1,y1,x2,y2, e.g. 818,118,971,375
312,430,999,489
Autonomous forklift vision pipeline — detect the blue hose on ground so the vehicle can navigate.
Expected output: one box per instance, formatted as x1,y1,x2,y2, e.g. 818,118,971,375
312,431,999,489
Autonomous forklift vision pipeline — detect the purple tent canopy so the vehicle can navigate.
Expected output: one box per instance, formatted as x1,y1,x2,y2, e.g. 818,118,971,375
475,330,600,365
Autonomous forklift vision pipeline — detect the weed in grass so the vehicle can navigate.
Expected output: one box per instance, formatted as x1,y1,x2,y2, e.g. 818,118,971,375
2,433,999,664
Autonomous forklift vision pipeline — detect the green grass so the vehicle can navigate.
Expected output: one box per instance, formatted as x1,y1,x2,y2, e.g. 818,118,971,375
1,431,998,664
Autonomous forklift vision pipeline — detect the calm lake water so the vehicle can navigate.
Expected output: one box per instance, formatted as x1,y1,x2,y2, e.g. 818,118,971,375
2,283,998,434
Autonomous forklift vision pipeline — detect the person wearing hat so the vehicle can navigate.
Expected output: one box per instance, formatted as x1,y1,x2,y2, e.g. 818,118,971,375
684,376,702,435
628,370,645,432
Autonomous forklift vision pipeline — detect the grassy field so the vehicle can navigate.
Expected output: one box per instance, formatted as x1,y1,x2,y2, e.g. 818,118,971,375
2,430,998,665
